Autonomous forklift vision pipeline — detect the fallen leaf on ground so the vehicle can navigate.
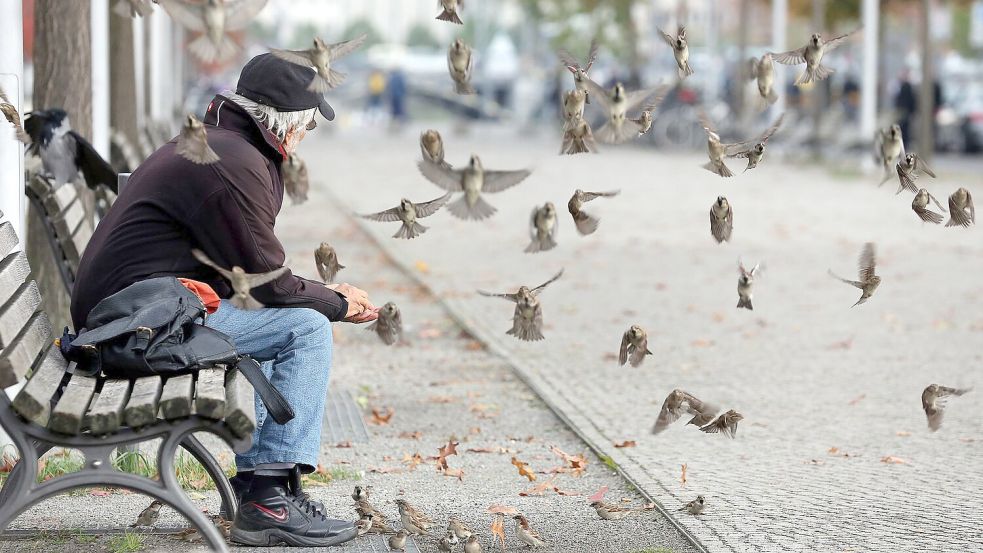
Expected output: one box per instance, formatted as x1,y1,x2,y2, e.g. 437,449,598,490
467,447,497,454
398,431,423,440
641,502,657,510
469,426,482,434
549,445,588,475
464,340,485,351
613,440,636,448
402,453,424,471
490,514,507,551
414,260,430,274
896,431,911,437
554,487,580,496
418,327,442,339
588,486,608,502
428,396,457,404
880,456,909,465
368,466,404,474
90,489,111,497
436,440,460,471
847,394,866,406
511,457,537,482
442,467,465,481
680,463,687,485
334,441,352,448
369,407,394,425
486,505,518,515
519,478,556,496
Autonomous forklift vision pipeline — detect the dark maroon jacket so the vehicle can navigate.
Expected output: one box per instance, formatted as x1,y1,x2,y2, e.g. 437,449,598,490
70,95,347,329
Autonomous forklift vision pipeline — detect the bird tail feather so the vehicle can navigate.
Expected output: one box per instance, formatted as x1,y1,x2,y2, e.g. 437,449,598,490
737,297,753,310
189,34,239,64
454,80,476,95
232,294,264,311
309,70,345,93
573,211,599,235
436,8,463,24
447,195,496,220
702,161,734,178
394,221,427,239
507,323,545,341
524,234,557,254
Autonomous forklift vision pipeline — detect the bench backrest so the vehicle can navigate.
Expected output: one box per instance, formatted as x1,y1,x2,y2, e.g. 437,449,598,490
0,210,56,391
25,175,95,292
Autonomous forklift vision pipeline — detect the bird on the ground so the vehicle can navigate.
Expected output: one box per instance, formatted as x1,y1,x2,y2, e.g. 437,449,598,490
567,189,619,235
0,86,30,144
355,498,389,523
448,39,475,95
583,81,669,144
619,324,652,368
130,500,163,527
418,155,530,221
448,517,474,540
700,409,744,438
436,0,463,24
360,193,452,239
314,242,344,283
558,38,599,104
922,384,971,432
438,532,460,552
659,26,694,77
395,499,434,536
24,108,117,191
746,53,778,105
158,0,268,64
875,124,905,180
463,535,483,553
709,196,733,243
678,496,705,515
894,153,935,195
560,113,598,155
478,269,563,342
828,242,880,308
699,112,784,178
356,514,374,537
282,152,309,205
512,515,546,547
771,28,861,85
526,202,558,253
271,35,366,93
191,249,288,310
176,114,219,165
113,0,154,17
356,505,397,534
369,301,402,346
945,187,975,228
652,389,718,434
561,89,587,122
591,501,636,521
737,260,761,310
911,188,946,224
421,129,451,169
388,529,409,552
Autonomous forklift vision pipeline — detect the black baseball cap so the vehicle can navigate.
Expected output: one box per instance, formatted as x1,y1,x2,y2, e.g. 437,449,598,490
236,53,335,121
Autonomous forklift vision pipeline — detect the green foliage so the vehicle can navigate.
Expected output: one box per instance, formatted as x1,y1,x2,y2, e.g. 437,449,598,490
599,454,618,471
290,23,324,49
113,449,155,478
107,532,143,553
406,23,440,49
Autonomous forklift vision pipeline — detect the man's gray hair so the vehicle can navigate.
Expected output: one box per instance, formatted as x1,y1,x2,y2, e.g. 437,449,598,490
226,92,316,144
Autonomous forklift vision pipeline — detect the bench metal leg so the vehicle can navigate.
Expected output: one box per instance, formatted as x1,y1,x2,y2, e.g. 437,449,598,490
180,434,238,521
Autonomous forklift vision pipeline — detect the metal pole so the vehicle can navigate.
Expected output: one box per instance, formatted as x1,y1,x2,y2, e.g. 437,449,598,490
133,18,146,130
772,0,787,117
811,0,826,159
860,0,879,139
0,0,25,242
91,0,110,158
918,0,934,158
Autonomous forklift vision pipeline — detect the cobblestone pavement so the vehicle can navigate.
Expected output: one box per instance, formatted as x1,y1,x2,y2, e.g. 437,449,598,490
311,125,983,553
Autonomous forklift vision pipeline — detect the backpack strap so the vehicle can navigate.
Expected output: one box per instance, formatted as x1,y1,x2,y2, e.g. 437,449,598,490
234,356,295,425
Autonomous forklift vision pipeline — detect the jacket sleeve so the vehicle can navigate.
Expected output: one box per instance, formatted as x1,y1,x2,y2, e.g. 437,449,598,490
187,162,349,321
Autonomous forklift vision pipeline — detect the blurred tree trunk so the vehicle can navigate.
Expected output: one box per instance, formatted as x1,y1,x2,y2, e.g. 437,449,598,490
917,0,934,158
110,5,140,164
29,0,92,332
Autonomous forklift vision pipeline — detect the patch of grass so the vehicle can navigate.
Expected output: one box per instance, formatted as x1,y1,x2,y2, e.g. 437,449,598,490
174,453,216,491
599,454,618,471
35,530,72,546
304,465,362,487
38,450,84,482
107,532,143,553
74,531,97,544
113,449,156,478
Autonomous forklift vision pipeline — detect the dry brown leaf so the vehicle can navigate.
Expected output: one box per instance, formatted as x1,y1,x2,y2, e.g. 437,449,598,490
469,426,482,434
511,456,537,482
880,456,909,465
486,504,518,515
369,407,394,425
464,340,485,351
847,394,866,406
436,441,460,471
466,447,497,454
490,514,506,552
518,478,556,497
613,440,636,448
398,431,423,440
896,431,912,437
334,441,352,448
402,453,424,471
549,445,588,475
90,489,111,497
587,486,608,503
442,467,465,481
368,466,404,474
641,502,657,510
554,487,580,496
680,463,687,485
428,396,457,404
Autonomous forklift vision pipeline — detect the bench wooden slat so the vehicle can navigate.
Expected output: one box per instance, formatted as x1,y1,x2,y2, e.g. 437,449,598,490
0,281,42,348
67,219,94,262
48,373,97,435
85,379,132,434
0,252,32,312
44,183,79,215
194,367,226,420
25,175,54,203
159,373,194,420
0,312,53,388
0,222,19,260
224,369,256,439
124,376,163,428
11,346,70,425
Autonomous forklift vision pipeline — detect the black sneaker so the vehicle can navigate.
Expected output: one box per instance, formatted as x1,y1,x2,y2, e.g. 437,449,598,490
219,473,252,520
231,485,357,547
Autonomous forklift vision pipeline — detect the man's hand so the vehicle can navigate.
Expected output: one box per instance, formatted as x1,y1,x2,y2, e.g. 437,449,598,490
328,283,379,324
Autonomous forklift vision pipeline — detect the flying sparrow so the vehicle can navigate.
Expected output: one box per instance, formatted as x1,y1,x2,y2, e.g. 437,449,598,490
191,249,288,310
282,152,310,205
659,25,694,77
448,39,475,95
271,35,367,92
478,269,563,342
632,103,659,135
619,324,652,368
583,81,669,144
591,500,636,521
512,515,546,547
558,38,599,104
700,409,744,438
388,529,409,551
130,500,163,527
463,535,483,553
314,242,344,283
561,89,587,122
945,187,975,228
395,499,433,536
709,196,733,243
418,154,530,221
737,260,761,310
911,188,947,224
421,129,452,169
772,28,861,85
699,112,784,178
526,202,559,253
113,0,154,18
0,86,30,143
828,242,880,307
746,53,778,105
360,193,452,239
560,113,598,155
875,124,905,180
686,411,718,428
922,384,971,431
438,531,460,552
158,0,268,64
436,0,463,24
369,301,402,346
567,188,619,235
652,389,718,434
894,153,935,195
448,516,474,540
678,495,705,515
176,114,219,165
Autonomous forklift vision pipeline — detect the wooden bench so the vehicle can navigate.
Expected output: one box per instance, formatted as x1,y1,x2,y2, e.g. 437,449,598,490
24,175,96,293
0,211,255,552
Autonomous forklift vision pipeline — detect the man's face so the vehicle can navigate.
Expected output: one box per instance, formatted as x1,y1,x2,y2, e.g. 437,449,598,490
283,125,307,154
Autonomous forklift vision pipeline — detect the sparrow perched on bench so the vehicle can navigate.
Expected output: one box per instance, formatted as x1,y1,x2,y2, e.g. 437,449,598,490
130,500,163,527
176,114,219,165
478,269,563,342
24,108,117,191
369,302,402,346
191,249,289,310
314,242,344,283
271,35,368,93
360,193,452,239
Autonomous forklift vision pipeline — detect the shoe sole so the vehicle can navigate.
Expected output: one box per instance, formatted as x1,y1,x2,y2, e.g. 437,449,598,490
230,526,358,547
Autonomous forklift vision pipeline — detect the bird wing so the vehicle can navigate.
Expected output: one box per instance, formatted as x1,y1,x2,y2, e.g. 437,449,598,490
927,192,947,213
858,242,876,281
755,112,785,143
481,169,531,193
556,48,581,70
68,131,119,192
697,110,717,136
270,48,315,67
244,266,289,288
738,259,749,278
770,46,806,65
157,0,206,31
895,165,918,195
625,84,670,114
584,38,599,71
745,57,759,80
413,192,453,218
652,393,682,434
659,28,676,48
828,269,864,289
530,269,564,296
722,113,784,156
22,111,46,149
582,79,612,112
618,330,630,365
937,386,970,398
360,206,403,222
681,391,717,416
329,33,368,60
580,190,620,202
914,155,936,178
417,160,464,191
224,0,269,30
476,290,519,303
968,190,976,222
191,249,236,281
822,28,860,54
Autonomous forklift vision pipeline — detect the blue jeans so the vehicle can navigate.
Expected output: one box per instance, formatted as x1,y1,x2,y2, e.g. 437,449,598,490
205,300,333,471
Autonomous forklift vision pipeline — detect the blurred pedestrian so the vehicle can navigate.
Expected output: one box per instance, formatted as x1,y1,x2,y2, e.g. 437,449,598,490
388,68,408,124
895,69,917,141
367,68,387,122
842,75,859,122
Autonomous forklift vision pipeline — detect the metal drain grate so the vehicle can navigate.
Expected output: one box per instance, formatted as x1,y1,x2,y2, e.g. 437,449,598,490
323,389,370,444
